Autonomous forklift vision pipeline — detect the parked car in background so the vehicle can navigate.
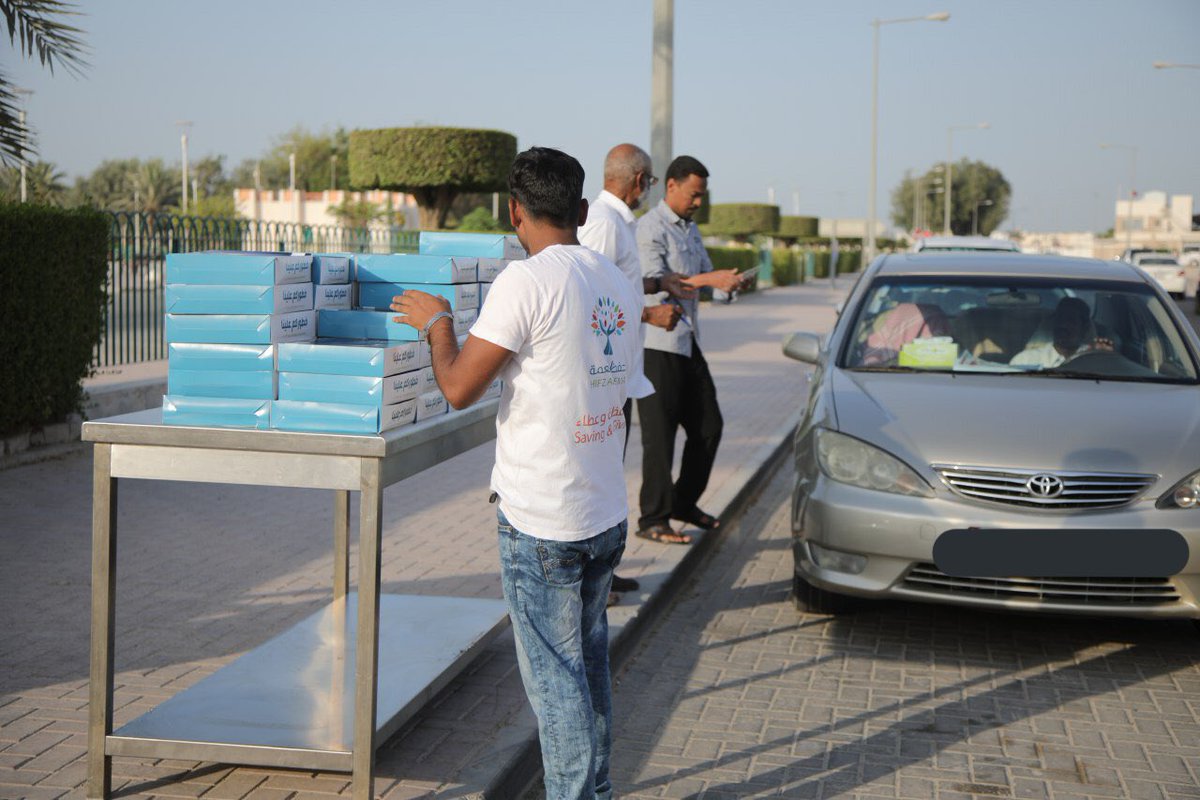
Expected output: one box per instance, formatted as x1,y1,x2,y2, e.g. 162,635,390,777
782,252,1200,623
1133,253,1189,299
1181,244,1200,270
913,235,1021,253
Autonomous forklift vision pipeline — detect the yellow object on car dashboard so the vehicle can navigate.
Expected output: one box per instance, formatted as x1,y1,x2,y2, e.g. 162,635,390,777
898,337,958,368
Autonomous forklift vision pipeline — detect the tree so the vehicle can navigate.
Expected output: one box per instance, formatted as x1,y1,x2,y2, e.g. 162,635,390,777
128,158,180,213
1,1,88,166
701,203,780,241
891,159,1012,236
0,159,66,204
456,206,505,232
69,157,138,209
231,126,349,192
348,126,516,230
327,196,385,229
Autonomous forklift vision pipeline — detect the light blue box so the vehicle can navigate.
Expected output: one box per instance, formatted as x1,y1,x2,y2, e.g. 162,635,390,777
277,340,422,377
165,252,311,286
418,232,525,260
311,254,352,284
358,282,479,312
314,283,353,310
355,254,477,284
316,310,420,342
279,371,419,406
167,343,275,372
168,369,277,400
165,283,314,314
162,395,271,429
477,258,509,282
271,399,416,435
166,311,316,344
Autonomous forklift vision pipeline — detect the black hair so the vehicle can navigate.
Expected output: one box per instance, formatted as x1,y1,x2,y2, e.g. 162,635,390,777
507,147,585,228
665,155,709,184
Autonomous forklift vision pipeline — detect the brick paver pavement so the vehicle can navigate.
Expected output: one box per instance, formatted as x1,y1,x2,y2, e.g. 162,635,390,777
0,281,844,799
600,455,1200,800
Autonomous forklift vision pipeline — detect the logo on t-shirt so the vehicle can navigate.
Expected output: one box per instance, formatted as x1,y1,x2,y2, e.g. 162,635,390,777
590,297,627,356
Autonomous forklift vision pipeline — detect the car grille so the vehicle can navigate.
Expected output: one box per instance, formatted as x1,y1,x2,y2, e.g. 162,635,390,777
932,464,1157,509
901,564,1181,607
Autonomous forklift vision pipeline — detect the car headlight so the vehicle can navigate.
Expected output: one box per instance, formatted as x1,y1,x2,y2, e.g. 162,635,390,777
814,429,933,497
1158,470,1200,509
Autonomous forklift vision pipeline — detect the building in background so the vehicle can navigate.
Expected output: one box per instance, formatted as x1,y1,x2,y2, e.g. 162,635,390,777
234,188,420,230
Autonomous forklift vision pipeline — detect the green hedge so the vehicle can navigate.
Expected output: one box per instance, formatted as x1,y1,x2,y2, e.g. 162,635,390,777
703,246,759,297
0,204,109,435
777,215,818,239
771,249,801,285
702,203,780,238
692,190,711,225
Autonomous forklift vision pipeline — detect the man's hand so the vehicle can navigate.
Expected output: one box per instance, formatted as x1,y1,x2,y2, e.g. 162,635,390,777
643,303,682,331
659,271,697,301
391,289,451,332
708,269,743,293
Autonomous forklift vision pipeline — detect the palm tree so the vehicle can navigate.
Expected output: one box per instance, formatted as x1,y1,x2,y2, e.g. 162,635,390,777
0,158,67,203
1,1,88,166
129,159,181,213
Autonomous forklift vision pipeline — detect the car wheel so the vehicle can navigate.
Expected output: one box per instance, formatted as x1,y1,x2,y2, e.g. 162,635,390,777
792,572,857,615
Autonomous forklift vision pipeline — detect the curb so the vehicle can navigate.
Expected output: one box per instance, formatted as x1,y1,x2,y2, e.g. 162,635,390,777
480,406,802,799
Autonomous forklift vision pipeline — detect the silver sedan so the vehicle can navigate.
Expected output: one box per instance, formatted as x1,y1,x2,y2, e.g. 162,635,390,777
783,253,1200,621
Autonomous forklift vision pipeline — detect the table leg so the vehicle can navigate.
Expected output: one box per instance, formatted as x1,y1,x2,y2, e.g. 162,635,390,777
333,490,350,600
352,458,383,800
88,444,118,799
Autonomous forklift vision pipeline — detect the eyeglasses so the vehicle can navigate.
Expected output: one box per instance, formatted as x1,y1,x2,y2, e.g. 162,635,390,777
641,173,659,187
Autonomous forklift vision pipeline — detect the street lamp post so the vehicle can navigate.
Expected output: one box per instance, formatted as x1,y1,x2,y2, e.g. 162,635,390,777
650,0,673,209
944,122,989,234
1099,143,1137,252
972,199,994,235
14,87,33,202
176,121,193,214
867,11,950,262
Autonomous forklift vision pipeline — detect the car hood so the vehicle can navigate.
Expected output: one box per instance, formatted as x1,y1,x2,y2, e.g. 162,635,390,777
829,369,1200,480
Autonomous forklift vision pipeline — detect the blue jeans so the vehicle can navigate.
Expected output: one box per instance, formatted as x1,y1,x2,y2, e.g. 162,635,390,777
498,510,627,800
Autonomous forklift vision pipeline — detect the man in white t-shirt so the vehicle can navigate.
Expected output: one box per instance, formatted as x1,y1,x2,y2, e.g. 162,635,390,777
392,147,641,800
578,143,694,603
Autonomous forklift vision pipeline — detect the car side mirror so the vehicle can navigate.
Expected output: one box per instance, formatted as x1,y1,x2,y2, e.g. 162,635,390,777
782,332,823,364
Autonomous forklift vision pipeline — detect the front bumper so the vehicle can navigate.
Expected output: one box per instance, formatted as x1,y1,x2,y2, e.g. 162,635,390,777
794,475,1200,619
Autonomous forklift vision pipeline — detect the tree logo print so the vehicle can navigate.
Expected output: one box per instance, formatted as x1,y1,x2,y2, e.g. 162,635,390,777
591,297,626,356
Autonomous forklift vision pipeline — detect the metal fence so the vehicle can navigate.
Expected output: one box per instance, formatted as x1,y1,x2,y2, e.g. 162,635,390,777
97,211,418,367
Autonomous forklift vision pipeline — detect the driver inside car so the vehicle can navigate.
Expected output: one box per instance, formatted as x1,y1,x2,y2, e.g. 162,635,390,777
1009,296,1114,368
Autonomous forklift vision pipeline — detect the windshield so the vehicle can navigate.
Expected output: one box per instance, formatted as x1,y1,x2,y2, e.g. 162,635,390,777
841,276,1198,382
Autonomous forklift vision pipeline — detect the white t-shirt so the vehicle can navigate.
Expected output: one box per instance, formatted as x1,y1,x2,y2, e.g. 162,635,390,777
578,190,653,399
470,244,642,541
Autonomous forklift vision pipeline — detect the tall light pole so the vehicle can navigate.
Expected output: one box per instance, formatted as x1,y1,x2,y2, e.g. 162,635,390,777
944,122,989,234
867,11,950,262
650,0,673,209
176,121,193,214
1100,142,1137,252
14,87,33,202
972,199,994,235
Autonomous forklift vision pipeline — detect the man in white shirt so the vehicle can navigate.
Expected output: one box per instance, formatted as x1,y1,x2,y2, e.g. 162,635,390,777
578,143,693,602
1009,296,1112,368
392,147,641,800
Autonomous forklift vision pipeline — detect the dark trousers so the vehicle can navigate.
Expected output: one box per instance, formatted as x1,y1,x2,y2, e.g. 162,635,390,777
637,345,723,529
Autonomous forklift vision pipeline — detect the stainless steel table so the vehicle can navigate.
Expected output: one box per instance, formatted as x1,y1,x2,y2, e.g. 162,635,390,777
83,404,509,800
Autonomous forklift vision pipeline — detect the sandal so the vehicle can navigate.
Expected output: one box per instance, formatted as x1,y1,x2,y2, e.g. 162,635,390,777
635,523,694,545
673,509,721,531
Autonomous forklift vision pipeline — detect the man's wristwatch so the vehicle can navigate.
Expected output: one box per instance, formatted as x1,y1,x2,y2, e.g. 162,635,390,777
422,310,453,336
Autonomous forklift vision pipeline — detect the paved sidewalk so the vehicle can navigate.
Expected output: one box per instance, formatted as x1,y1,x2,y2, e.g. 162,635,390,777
0,282,844,800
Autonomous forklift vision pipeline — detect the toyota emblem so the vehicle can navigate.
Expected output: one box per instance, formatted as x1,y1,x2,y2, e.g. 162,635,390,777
1026,473,1064,498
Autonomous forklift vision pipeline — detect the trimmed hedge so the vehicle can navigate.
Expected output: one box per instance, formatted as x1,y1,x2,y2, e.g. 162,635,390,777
348,127,517,230
0,203,109,435
777,215,818,239
702,203,780,238
771,249,801,285
704,246,759,296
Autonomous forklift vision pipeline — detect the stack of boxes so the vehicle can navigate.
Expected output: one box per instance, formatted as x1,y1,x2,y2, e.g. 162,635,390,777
160,234,524,435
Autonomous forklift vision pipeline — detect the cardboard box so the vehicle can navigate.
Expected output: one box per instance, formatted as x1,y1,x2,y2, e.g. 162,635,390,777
162,395,271,429
271,398,415,435
384,368,429,404
355,254,478,284
166,311,316,344
277,339,422,378
316,310,420,342
481,378,503,401
453,308,478,336
418,232,525,260
165,283,314,315
167,342,275,372
311,254,352,284
477,258,509,283
479,283,491,307
420,340,433,369
278,371,420,406
165,252,311,286
168,368,277,400
357,282,479,312
415,390,448,422
313,283,353,310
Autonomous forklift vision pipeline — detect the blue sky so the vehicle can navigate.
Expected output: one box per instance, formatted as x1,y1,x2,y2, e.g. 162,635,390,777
8,0,1199,232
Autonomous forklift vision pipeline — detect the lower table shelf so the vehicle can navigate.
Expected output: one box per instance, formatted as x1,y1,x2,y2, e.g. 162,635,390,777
105,593,510,772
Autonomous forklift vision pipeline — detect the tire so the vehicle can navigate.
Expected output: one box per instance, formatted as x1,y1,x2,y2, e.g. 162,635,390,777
792,572,857,615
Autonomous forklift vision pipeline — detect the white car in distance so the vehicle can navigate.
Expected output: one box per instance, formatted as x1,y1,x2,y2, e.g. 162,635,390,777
1133,253,1189,299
